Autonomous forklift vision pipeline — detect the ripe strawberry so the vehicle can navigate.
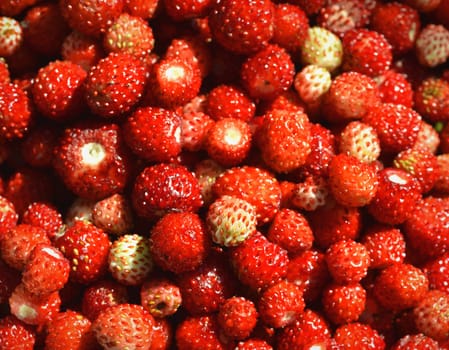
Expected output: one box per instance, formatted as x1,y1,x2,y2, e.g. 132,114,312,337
325,239,370,284
81,279,129,321
415,24,449,67
405,0,441,12
124,0,159,19
333,322,386,349
373,263,429,312
60,0,124,37
235,339,273,350
367,168,422,225
9,283,61,326
20,124,60,168
414,77,449,123
103,12,154,57
217,296,258,339
272,3,309,53
208,0,274,55
362,226,406,269
164,0,214,20
435,154,449,195
0,16,22,57
240,44,295,101
229,231,289,291
53,220,111,284
108,234,153,286
391,333,440,350
132,163,203,221
91,193,133,236
0,0,39,17
181,110,214,152
414,290,449,342
53,122,132,200
193,158,225,206
92,303,155,350
150,212,210,274
0,224,50,271
0,315,35,350
294,64,332,110
150,318,173,350
291,175,329,211
140,277,182,318
0,58,10,83
31,60,87,122
376,70,414,108
44,311,99,350
84,52,147,118
123,106,182,162
212,165,281,224
206,84,255,122
300,26,343,73
424,252,449,294
0,195,18,238
61,30,105,71
370,2,421,55
322,71,380,123
0,81,31,140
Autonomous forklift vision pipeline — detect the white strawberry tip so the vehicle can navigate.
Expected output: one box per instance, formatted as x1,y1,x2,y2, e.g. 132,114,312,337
81,142,106,167
388,172,408,185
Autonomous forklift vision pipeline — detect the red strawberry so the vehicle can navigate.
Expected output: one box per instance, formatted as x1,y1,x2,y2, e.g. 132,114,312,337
217,296,258,340
0,58,10,83
61,30,105,71
53,220,111,284
150,212,210,274
376,70,414,108
92,303,155,350
84,52,147,118
0,16,22,57
164,0,214,20
333,322,386,349
123,106,182,162
391,333,440,350
414,290,449,342
0,258,20,304
229,231,289,291
53,122,132,200
0,195,18,238
60,0,124,37
44,310,99,350
272,3,308,53
435,154,449,195
91,193,133,236
0,315,36,350
241,44,295,101
140,277,182,318
132,163,203,221
124,0,159,19
415,24,449,67
424,252,449,294
0,0,39,17
208,0,274,55
405,0,441,12
235,339,273,350
31,60,87,122
150,318,173,350
373,262,429,312
212,165,281,224
181,110,214,152
414,77,449,123
20,124,60,168
81,279,129,321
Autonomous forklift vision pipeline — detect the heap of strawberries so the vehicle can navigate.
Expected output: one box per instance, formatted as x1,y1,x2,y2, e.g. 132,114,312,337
2,0,449,349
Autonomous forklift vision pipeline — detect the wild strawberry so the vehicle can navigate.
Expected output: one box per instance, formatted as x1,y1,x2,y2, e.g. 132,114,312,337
300,26,343,73
20,124,60,168
373,263,429,312
333,322,386,349
91,193,133,236
123,106,182,163
391,333,440,350
235,339,273,350
92,303,155,350
229,231,288,291
21,3,70,57
103,12,154,57
140,277,182,318
415,24,449,67
164,0,214,20
363,103,422,154
294,64,332,111
259,89,307,115
44,310,99,350
272,3,309,53
9,283,61,326
403,196,449,261
61,30,105,71
208,0,274,55
0,224,50,271
53,122,131,200
31,60,87,122
291,175,329,211
206,84,255,122
53,220,111,284
0,58,10,83
150,212,210,274
108,234,153,286
0,81,31,140
0,0,39,17
213,165,281,224
0,257,20,305
424,252,449,295
132,163,203,221
414,77,449,123
322,71,380,123
0,195,18,238
124,0,159,19
60,0,124,37
414,290,449,341
0,315,35,350
181,111,214,152
217,296,258,340
84,52,147,118
0,16,22,57
435,154,449,195
277,309,332,350
64,197,96,227
150,318,173,350
371,2,421,55
362,226,406,269
176,251,235,315
175,314,230,349
376,70,414,108
338,121,381,163
405,0,441,12
81,279,129,321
